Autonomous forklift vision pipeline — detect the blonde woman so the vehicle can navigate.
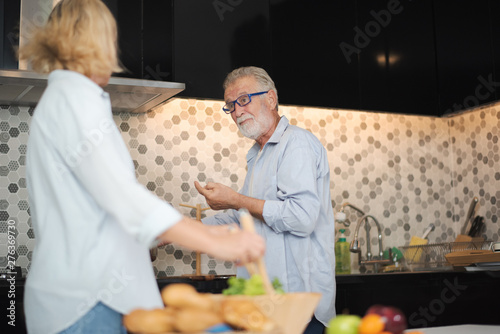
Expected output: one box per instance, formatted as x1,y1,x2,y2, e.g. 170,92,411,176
19,1,264,333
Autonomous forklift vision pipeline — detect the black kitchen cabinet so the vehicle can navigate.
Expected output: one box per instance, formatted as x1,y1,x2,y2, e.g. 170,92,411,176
106,0,142,79
173,0,271,99
143,1,174,82
336,271,500,329
357,0,438,115
13,0,495,116
269,1,360,110
269,0,439,115
104,0,173,82
0,0,20,69
434,0,497,115
491,1,500,104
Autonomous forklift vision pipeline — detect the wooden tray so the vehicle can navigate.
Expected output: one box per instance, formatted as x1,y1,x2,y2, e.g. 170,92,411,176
213,292,321,334
157,292,321,334
445,250,500,267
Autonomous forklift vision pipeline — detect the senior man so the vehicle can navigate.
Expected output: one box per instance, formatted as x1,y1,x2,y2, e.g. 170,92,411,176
195,66,335,334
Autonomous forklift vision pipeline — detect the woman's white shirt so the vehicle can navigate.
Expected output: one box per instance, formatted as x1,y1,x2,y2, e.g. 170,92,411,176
24,70,181,334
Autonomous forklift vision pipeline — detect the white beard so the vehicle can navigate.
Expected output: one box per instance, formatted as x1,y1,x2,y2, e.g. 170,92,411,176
237,110,275,140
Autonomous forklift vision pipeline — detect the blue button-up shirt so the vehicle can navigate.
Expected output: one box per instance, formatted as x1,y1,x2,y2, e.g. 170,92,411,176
203,116,336,325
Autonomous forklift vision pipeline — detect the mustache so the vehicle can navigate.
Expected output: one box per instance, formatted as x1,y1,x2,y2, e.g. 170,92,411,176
236,114,255,126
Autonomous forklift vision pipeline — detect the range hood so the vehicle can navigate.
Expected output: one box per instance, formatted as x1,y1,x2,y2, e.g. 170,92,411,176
0,69,185,113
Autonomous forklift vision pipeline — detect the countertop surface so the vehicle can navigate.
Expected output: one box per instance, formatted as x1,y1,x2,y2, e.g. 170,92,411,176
407,325,500,333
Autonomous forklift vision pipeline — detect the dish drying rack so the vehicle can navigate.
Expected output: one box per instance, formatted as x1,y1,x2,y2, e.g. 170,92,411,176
400,240,494,271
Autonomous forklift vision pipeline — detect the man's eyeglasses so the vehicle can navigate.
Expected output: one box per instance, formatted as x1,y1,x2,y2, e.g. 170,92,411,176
222,91,268,114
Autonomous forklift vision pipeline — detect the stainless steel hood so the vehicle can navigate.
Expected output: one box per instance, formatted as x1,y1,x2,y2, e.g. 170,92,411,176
0,69,185,113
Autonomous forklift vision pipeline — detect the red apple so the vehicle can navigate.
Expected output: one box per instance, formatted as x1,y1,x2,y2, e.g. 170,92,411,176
366,304,407,334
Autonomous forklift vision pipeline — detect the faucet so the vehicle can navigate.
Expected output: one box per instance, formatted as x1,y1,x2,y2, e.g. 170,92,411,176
350,214,391,272
335,202,366,227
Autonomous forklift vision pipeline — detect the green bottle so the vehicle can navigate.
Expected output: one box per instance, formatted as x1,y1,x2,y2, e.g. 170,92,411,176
335,229,351,275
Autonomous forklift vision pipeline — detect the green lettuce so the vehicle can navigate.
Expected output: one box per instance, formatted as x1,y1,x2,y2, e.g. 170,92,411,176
222,275,285,295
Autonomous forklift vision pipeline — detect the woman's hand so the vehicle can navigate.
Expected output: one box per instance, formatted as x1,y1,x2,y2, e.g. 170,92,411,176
207,227,265,265
206,224,239,235
158,217,265,265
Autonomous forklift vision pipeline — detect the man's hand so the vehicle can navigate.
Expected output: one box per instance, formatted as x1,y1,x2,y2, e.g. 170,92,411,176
194,181,266,221
194,181,239,210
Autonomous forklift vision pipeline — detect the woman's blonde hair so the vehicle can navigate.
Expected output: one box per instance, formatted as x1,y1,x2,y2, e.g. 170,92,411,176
18,0,122,78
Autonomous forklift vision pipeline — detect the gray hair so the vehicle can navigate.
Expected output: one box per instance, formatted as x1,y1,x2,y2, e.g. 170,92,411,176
223,66,279,110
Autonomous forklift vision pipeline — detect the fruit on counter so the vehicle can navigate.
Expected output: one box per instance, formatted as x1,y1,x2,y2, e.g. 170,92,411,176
326,314,362,334
222,274,285,295
365,305,407,334
358,314,385,334
326,304,407,334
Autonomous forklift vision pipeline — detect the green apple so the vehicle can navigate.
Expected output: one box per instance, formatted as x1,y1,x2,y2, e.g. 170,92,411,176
327,315,362,334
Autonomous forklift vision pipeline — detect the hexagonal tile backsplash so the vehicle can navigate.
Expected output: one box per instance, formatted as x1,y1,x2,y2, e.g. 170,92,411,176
1,99,499,276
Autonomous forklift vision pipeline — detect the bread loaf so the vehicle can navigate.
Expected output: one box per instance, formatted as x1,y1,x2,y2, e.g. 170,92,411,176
126,284,278,333
173,308,223,333
123,308,175,334
161,283,214,310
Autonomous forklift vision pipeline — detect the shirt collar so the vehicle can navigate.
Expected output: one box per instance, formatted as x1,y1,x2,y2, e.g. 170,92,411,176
247,115,289,161
267,115,289,144
48,69,106,96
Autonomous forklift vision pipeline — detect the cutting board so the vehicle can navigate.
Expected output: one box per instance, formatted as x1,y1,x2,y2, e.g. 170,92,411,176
450,235,485,252
445,250,500,266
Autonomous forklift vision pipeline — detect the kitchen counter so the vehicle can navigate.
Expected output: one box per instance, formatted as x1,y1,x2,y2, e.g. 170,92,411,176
155,270,500,329
406,325,500,333
156,275,232,294
335,270,500,329
2,270,499,333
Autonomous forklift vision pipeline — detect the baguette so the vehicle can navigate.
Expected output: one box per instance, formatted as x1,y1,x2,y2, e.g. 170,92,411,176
123,308,175,334
161,283,214,310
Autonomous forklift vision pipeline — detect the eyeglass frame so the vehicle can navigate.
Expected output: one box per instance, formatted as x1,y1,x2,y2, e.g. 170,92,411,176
222,91,269,114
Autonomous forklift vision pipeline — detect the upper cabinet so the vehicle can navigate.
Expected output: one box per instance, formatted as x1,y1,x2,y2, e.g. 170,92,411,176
434,1,499,114
269,0,496,116
5,0,500,116
173,0,271,100
105,0,174,83
0,0,20,69
357,0,438,114
172,0,500,116
270,1,360,110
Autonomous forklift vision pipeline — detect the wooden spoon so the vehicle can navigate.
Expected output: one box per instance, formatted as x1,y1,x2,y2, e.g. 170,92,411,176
239,209,275,295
